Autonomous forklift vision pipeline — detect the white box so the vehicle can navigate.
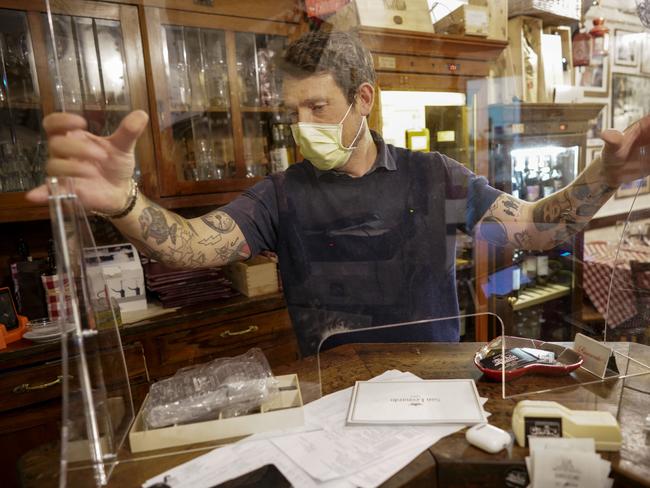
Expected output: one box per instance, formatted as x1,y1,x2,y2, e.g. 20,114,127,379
129,374,304,453
85,243,147,313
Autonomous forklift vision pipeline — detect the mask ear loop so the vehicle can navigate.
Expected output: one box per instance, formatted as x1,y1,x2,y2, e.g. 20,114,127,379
341,97,367,150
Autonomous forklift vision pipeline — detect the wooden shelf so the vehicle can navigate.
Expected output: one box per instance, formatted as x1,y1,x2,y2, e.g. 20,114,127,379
171,106,230,113
241,106,285,113
0,101,41,110
512,283,571,311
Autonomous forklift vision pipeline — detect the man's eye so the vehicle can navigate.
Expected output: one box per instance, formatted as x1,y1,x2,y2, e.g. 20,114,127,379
312,105,325,113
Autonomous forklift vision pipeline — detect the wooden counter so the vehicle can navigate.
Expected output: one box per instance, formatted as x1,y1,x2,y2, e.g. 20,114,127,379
1,293,297,488
18,342,650,488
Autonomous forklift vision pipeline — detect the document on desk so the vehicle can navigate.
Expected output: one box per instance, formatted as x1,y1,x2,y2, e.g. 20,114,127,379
144,370,489,488
346,379,487,425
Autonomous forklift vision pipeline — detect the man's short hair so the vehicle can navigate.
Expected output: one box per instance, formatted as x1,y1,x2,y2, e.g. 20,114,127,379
280,30,376,103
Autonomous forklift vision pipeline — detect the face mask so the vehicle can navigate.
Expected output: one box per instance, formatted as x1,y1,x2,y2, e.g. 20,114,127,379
290,102,366,171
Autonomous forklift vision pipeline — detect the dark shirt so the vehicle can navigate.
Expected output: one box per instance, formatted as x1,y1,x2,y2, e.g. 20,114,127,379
222,132,502,355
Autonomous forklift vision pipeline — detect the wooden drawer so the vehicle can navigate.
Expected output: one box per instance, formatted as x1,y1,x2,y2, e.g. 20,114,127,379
154,308,296,370
0,342,148,414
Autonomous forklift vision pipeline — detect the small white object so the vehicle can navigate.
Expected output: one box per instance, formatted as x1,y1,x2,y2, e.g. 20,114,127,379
465,423,512,453
645,414,650,430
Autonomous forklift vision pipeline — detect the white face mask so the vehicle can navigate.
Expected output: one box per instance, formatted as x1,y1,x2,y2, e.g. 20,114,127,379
290,102,366,171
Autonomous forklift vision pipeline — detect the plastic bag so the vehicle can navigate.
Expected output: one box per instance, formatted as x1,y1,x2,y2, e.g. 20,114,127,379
144,348,279,429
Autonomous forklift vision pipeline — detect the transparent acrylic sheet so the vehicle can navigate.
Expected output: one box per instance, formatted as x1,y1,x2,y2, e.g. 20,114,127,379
315,313,507,399
45,172,320,488
490,177,650,399
49,177,134,488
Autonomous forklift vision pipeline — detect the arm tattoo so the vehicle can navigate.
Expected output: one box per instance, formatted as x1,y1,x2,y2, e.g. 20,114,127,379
201,211,236,233
129,204,249,268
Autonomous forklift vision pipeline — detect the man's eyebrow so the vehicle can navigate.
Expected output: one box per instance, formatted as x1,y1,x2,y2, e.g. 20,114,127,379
283,97,330,110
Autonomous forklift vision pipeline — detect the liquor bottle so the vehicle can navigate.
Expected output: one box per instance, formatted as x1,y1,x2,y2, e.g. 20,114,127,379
524,253,537,288
45,238,57,276
17,238,31,262
525,161,540,202
536,254,549,286
512,251,522,300
540,164,553,197
511,173,520,200
269,124,289,173
551,164,563,192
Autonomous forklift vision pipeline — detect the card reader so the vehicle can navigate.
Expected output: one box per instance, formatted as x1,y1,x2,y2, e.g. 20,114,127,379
512,400,621,451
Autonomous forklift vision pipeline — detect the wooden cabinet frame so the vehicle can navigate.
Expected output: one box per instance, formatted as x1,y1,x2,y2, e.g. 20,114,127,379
0,0,155,221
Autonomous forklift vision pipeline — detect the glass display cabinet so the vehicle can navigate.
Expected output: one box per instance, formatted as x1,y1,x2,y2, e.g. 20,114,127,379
487,103,604,341
0,0,153,222
143,7,297,199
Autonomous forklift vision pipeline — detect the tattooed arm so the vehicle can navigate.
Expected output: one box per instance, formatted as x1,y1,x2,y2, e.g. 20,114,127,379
477,116,650,250
476,157,615,250
111,194,250,268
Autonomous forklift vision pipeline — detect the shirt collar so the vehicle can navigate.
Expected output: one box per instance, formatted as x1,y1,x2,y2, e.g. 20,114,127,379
310,130,397,178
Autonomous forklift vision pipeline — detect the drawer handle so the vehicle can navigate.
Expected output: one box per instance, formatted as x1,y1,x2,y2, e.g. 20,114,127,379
220,325,258,338
13,375,64,393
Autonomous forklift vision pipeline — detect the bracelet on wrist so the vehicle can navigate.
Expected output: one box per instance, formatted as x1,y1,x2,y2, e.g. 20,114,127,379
92,179,139,220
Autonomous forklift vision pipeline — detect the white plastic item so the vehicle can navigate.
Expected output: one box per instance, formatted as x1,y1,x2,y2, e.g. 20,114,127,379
465,423,512,453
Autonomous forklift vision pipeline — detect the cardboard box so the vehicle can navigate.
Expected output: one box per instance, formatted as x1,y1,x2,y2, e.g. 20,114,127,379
129,374,304,453
225,255,279,297
506,15,545,102
326,0,434,34
434,3,489,37
487,0,508,41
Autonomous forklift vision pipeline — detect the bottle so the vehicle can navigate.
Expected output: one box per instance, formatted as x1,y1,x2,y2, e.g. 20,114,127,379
511,173,520,200
541,163,553,197
551,164,563,192
589,18,609,58
17,238,31,262
512,251,522,300
525,160,540,202
572,24,591,67
269,124,289,173
45,238,57,276
536,254,549,286
524,253,537,288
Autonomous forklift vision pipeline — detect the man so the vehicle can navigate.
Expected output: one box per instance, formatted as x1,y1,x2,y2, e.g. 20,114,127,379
27,31,650,355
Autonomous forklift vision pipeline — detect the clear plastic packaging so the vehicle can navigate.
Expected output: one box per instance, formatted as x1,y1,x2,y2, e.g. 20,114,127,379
144,348,279,429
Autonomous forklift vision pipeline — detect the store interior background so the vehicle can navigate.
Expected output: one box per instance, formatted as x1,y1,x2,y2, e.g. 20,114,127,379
0,0,650,342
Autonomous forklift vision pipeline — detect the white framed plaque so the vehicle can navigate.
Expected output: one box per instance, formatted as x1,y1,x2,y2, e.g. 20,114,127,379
346,379,487,425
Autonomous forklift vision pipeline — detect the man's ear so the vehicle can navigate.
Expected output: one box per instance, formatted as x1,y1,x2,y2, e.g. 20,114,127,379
357,82,375,116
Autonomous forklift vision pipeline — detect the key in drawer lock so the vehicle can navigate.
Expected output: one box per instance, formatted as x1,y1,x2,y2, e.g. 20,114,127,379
12,375,69,394
220,325,259,338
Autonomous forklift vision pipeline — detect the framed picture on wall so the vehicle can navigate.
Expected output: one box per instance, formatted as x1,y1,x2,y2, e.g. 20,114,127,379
614,29,640,67
611,74,650,131
641,33,650,74
616,177,650,198
575,62,609,94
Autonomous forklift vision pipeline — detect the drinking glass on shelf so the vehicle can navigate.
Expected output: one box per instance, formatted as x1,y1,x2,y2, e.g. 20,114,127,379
171,62,191,110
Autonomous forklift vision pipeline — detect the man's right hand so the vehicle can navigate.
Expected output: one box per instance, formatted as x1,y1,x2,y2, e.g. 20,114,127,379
26,110,149,214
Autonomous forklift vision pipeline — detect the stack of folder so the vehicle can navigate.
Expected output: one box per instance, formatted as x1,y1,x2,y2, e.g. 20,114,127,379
143,261,238,308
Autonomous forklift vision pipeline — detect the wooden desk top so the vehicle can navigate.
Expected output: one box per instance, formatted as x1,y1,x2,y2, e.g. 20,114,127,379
19,342,650,488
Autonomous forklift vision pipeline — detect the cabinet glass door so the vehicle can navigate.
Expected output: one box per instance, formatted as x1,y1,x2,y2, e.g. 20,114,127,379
0,9,43,193
44,14,131,135
160,24,234,183
235,32,295,178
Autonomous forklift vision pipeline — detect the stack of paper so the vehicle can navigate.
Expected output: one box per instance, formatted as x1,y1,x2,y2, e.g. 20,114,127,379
526,437,613,488
143,370,490,488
